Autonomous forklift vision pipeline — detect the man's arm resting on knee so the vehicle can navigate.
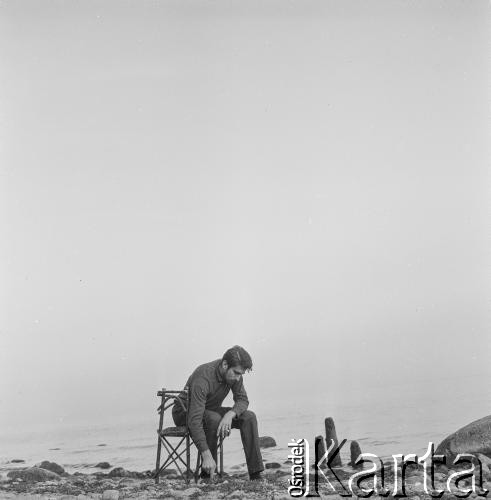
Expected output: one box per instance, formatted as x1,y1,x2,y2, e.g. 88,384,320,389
217,378,249,438
217,409,236,438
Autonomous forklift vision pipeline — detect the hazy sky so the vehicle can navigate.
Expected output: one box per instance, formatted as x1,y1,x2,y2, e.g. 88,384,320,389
1,0,490,431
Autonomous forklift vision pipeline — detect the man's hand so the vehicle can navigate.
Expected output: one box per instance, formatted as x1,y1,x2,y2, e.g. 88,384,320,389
217,410,236,439
201,450,216,477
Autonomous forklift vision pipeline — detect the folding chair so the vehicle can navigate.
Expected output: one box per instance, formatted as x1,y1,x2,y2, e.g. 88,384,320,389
154,387,224,484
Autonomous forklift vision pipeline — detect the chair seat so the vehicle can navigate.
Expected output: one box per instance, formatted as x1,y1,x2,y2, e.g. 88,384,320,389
160,426,188,437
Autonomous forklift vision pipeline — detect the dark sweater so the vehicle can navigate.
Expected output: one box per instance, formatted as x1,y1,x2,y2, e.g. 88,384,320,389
175,359,249,452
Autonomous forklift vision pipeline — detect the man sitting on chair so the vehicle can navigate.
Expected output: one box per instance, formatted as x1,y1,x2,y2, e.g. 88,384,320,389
173,345,264,480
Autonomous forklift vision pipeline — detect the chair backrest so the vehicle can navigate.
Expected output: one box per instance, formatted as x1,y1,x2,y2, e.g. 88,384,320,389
156,387,189,433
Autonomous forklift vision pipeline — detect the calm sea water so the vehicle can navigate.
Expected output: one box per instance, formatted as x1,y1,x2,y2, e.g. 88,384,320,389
1,373,488,475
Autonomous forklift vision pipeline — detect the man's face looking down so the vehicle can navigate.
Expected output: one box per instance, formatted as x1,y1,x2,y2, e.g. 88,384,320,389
221,361,245,387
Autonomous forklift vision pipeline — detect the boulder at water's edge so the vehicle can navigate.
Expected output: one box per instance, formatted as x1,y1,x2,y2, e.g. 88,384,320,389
96,462,112,469
259,436,276,448
39,460,65,475
436,415,491,461
7,467,60,482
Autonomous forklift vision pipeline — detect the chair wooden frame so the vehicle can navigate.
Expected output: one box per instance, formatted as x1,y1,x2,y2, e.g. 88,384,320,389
154,387,224,484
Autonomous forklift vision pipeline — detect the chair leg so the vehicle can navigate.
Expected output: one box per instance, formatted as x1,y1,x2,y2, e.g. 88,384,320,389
159,437,189,479
219,436,224,476
186,434,191,484
155,434,162,484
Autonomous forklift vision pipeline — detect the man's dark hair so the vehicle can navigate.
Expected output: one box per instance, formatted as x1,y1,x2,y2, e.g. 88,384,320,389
222,345,253,371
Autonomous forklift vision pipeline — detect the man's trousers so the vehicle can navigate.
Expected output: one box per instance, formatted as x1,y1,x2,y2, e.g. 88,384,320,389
172,405,264,476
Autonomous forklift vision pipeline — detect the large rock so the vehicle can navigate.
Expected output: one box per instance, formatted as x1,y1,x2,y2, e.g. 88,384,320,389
95,462,111,469
108,467,128,478
7,466,60,482
259,436,276,448
436,415,491,461
39,460,65,475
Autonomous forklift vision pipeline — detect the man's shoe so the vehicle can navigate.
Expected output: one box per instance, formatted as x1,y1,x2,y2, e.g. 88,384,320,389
249,471,264,481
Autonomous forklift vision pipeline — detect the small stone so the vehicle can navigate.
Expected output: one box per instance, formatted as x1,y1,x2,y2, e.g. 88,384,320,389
404,466,422,478
102,490,119,500
181,487,201,497
435,464,449,474
228,490,245,499
101,479,118,489
277,472,292,481
39,460,65,475
119,477,136,485
9,459,25,463
265,462,282,469
403,476,424,494
259,436,276,448
433,472,446,481
108,467,128,478
95,462,111,469
44,479,61,485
